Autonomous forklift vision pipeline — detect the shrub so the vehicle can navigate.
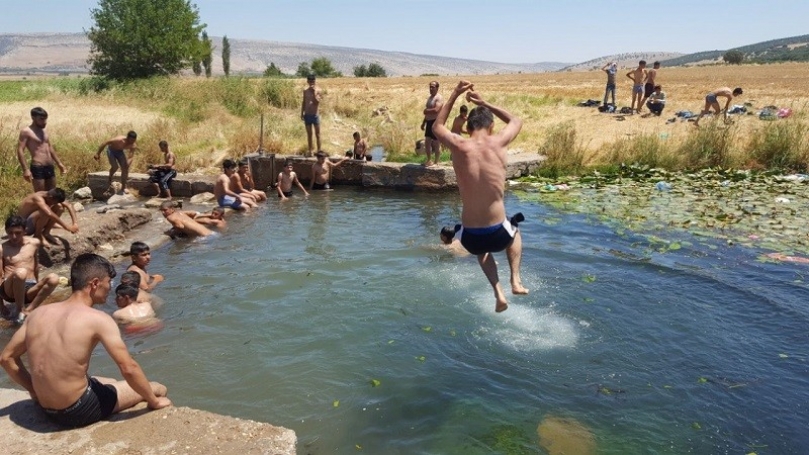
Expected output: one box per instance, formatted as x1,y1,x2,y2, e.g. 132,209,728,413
747,120,809,171
537,122,585,177
260,78,297,109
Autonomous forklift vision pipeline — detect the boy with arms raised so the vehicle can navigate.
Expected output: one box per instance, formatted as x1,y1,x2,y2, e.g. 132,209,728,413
0,253,171,428
432,81,528,313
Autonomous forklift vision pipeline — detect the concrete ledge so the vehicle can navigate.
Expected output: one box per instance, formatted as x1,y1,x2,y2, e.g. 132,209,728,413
0,388,296,455
88,172,216,200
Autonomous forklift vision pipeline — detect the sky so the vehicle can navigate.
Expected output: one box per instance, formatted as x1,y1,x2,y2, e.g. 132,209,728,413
2,0,808,64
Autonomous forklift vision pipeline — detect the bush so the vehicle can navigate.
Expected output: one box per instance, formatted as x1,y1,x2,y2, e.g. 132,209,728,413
217,77,258,118
747,120,809,171
677,122,738,168
537,122,585,177
260,78,297,109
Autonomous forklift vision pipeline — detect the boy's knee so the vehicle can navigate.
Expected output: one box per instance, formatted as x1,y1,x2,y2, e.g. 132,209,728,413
44,273,59,287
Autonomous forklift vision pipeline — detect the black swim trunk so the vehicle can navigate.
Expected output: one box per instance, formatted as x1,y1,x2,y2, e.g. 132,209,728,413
644,83,654,98
30,164,56,180
312,182,330,190
459,219,517,256
0,279,36,303
278,191,293,198
424,120,437,140
41,377,117,428
149,169,177,190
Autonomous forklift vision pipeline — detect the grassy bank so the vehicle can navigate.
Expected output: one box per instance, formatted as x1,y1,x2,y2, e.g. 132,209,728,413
1,63,808,214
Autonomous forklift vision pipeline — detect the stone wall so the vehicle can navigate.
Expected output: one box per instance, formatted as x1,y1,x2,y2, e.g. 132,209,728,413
87,172,216,200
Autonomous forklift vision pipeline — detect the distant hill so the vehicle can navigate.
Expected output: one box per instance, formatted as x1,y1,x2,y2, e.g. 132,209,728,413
559,52,683,71
0,33,569,76
661,34,809,66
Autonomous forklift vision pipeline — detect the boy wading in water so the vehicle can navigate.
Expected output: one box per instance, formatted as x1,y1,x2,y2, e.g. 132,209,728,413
432,81,528,312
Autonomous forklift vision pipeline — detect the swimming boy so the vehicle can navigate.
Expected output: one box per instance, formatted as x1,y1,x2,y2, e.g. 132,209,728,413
0,253,171,428
310,151,347,190
237,160,267,201
159,201,213,238
1,215,60,323
626,60,647,114
112,284,159,329
277,161,309,200
95,131,138,194
119,270,152,304
189,207,227,229
214,159,248,211
17,107,68,192
694,87,744,127
301,74,322,156
126,242,163,292
147,140,177,199
17,188,79,247
432,81,528,313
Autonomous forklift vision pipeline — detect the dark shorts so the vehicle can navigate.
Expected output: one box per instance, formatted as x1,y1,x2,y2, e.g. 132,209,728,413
218,195,243,209
459,220,517,256
424,120,437,140
41,377,117,428
644,83,654,97
30,164,56,180
0,279,36,303
107,147,127,168
25,214,36,236
312,182,330,190
278,191,293,198
706,94,718,104
304,114,320,126
149,169,177,190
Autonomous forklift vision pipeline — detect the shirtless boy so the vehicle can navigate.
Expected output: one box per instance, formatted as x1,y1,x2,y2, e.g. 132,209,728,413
17,107,68,192
126,242,164,292
237,160,267,201
189,207,227,229
639,61,660,110
277,161,309,200
120,270,152,305
301,74,322,156
229,162,260,206
17,188,79,247
215,159,248,211
95,131,138,194
352,132,368,160
601,62,618,106
0,253,171,428
450,105,469,136
1,215,59,323
694,87,744,127
147,140,176,199
432,81,528,312
160,201,213,238
420,81,444,167
310,151,347,190
113,284,159,328
626,60,647,114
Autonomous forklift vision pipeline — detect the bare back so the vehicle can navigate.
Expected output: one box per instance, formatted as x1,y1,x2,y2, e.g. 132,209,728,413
25,302,110,409
167,211,212,237
450,136,508,227
214,174,229,199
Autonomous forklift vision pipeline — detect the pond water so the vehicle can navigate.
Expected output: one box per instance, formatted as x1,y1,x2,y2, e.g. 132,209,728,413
3,188,808,454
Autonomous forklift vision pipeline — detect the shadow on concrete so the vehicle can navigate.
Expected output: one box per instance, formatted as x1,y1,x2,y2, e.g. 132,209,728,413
0,396,152,434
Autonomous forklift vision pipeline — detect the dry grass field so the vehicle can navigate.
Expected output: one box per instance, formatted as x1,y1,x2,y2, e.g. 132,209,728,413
0,62,807,214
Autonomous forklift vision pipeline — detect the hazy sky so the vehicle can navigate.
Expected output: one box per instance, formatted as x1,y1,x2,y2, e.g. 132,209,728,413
3,0,808,63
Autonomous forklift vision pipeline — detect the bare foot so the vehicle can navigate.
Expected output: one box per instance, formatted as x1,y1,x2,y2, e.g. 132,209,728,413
495,300,509,313
423,160,433,167
512,283,529,295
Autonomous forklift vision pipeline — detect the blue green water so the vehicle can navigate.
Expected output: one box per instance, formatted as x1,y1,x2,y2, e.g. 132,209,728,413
3,189,809,454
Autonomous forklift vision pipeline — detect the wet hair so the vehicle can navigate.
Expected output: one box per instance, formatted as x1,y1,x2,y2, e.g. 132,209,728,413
46,188,66,203
130,241,150,256
5,215,25,231
223,159,237,170
639,60,647,65
467,106,494,132
31,107,48,118
653,61,660,67
211,207,225,217
733,87,743,96
159,140,168,148
120,270,141,288
440,224,462,244
160,200,175,210
459,105,468,114
115,284,139,300
315,151,327,158
70,253,116,291
127,131,137,139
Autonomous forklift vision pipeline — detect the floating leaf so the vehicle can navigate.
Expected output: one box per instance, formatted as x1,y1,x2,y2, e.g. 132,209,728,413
691,422,701,430
582,274,596,283
449,329,456,337
415,355,426,362
668,242,682,251
663,385,672,389
697,377,708,384
370,379,381,387
333,400,340,408
387,340,395,344
422,326,432,332
583,297,595,303
355,444,362,450
778,353,789,359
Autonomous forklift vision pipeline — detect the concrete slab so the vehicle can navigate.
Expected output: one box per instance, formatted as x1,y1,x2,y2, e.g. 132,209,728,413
0,388,296,455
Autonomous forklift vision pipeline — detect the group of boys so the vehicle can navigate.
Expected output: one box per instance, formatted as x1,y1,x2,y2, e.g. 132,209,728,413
602,60,743,122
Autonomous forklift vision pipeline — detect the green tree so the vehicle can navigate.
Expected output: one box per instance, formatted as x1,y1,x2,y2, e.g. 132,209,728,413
87,0,205,80
353,64,368,77
263,62,285,78
310,57,342,77
723,50,744,64
222,35,231,76
201,31,213,77
192,58,202,76
296,61,312,77
366,63,387,77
